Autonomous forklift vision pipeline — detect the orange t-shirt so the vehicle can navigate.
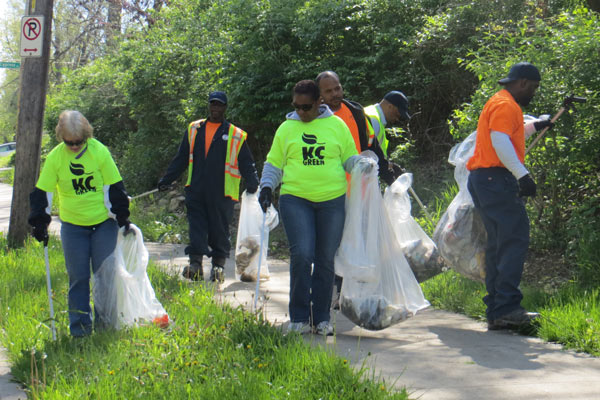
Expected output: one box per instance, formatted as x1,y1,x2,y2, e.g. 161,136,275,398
204,121,221,156
334,103,361,152
467,89,525,171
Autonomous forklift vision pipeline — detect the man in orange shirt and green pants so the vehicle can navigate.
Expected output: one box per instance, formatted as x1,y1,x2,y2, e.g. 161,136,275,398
466,62,553,330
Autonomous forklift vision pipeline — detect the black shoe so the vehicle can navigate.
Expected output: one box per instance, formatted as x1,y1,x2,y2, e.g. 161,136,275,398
182,266,204,281
210,266,225,283
488,309,539,330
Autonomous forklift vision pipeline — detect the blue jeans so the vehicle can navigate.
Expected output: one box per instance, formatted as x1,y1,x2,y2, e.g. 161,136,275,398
279,194,346,325
467,168,529,321
61,218,118,336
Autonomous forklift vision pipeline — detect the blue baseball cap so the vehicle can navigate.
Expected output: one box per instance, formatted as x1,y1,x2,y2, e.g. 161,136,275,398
383,91,410,120
208,91,227,104
498,62,541,84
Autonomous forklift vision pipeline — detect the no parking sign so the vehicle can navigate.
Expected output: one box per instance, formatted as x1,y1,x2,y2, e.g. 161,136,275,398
20,16,44,57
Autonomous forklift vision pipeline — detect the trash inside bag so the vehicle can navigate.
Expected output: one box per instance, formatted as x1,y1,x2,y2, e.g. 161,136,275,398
384,173,446,282
433,131,487,282
235,190,279,282
335,153,429,330
94,224,169,329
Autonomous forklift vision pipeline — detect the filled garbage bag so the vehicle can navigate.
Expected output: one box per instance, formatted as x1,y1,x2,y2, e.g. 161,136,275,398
335,153,429,330
433,131,487,282
384,173,446,282
235,190,279,282
94,224,169,329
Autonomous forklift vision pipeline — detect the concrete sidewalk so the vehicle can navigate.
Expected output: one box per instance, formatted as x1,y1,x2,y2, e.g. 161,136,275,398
148,243,600,400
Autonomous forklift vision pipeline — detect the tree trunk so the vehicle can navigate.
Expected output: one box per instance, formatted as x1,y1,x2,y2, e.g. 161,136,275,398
587,0,600,13
8,0,54,248
106,0,122,49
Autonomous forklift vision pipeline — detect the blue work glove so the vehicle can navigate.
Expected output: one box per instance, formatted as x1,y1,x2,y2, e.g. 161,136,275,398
32,223,48,243
117,215,134,236
258,187,272,213
518,174,537,197
533,119,554,131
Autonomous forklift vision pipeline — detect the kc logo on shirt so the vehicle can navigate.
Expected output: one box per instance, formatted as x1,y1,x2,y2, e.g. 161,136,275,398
70,161,96,195
301,133,325,166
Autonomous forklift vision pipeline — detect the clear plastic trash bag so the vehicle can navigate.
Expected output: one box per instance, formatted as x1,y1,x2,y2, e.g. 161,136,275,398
94,224,169,329
235,190,279,282
335,153,429,330
384,173,446,282
433,131,487,282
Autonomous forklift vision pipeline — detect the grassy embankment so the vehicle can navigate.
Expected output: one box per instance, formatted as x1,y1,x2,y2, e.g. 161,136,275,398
0,235,408,399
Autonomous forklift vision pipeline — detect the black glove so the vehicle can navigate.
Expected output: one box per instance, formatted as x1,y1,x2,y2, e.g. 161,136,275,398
32,224,48,243
157,181,171,192
533,119,554,131
518,174,537,197
117,215,134,236
258,187,272,213
246,186,257,194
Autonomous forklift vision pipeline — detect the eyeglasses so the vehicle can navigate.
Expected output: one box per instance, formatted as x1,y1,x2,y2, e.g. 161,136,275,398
63,139,85,147
292,102,314,112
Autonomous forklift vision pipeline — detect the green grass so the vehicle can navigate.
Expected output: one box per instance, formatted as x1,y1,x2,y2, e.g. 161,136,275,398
0,234,408,399
421,269,600,356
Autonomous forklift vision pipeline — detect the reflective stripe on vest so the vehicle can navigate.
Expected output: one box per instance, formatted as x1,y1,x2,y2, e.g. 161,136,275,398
185,119,246,201
365,104,388,156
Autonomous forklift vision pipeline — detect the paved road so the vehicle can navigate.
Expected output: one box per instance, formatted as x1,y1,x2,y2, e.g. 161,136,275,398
2,183,600,399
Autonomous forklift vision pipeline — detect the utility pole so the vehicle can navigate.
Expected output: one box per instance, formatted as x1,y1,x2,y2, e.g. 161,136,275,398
8,0,54,248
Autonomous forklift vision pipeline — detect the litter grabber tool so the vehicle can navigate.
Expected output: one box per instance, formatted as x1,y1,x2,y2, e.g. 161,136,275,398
253,211,268,313
131,188,158,200
43,237,57,341
526,94,587,154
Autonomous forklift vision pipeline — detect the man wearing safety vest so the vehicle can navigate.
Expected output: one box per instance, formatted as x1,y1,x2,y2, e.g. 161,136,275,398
158,91,259,283
466,62,553,330
316,71,402,309
364,90,411,158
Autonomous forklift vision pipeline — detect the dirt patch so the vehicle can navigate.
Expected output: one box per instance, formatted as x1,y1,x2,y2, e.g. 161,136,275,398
523,249,576,291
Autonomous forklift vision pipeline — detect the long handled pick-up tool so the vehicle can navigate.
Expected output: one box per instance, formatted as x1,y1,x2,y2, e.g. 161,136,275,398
525,94,586,154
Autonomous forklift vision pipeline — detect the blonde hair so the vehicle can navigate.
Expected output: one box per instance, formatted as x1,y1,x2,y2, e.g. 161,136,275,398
55,110,94,142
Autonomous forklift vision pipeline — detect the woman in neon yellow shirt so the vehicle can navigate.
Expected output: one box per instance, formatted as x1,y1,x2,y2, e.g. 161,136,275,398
258,80,362,335
29,110,131,337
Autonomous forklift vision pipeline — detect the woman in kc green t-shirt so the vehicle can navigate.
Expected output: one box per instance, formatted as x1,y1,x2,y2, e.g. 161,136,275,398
258,80,364,336
28,110,132,337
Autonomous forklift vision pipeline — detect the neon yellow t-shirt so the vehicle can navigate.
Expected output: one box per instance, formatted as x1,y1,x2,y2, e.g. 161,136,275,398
36,138,123,226
266,115,357,202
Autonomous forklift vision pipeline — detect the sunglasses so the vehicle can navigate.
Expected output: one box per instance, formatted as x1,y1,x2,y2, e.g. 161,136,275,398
63,139,86,147
292,102,314,112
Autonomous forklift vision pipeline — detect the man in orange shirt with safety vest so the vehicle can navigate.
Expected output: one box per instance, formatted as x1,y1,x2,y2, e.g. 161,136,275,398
466,62,553,330
158,91,259,283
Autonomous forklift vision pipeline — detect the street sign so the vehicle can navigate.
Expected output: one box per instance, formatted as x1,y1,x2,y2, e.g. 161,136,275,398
0,62,21,69
20,16,44,57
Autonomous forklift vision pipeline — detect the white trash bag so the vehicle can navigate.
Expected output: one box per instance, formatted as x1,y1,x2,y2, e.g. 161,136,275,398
235,190,279,282
335,153,429,330
384,173,446,282
94,224,169,329
433,131,487,282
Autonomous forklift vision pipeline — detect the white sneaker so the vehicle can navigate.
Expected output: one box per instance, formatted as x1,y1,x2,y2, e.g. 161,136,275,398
314,321,334,336
287,321,311,334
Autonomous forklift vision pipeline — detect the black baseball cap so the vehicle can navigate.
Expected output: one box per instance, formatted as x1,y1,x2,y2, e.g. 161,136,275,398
498,62,541,85
383,91,410,120
208,91,228,104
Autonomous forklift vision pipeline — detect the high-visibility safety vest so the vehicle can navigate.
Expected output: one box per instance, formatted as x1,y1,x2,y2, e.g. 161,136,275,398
186,119,247,201
364,104,389,157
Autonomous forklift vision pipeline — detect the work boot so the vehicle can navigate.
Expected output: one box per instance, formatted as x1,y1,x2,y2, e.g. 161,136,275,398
182,254,204,281
488,309,540,330
210,256,226,283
